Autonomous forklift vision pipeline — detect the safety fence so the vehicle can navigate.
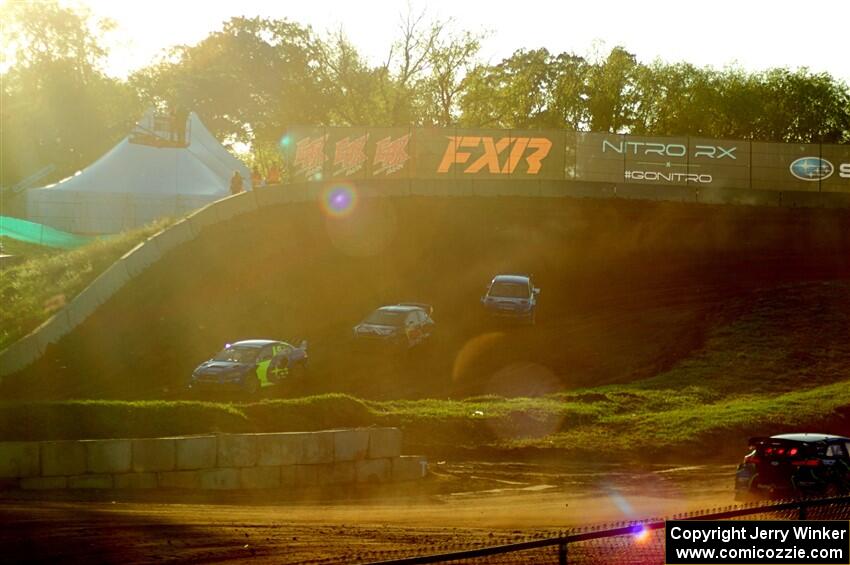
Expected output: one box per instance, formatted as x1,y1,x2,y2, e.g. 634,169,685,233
344,496,850,565
0,215,95,249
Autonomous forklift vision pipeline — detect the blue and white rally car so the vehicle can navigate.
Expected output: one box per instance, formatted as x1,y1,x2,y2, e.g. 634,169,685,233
189,339,308,395
481,274,540,324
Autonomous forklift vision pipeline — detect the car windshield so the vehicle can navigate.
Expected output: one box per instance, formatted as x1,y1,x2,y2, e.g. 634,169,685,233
212,345,259,364
364,309,407,326
489,282,529,298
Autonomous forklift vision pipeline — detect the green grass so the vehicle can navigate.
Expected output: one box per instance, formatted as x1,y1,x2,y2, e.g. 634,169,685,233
0,219,172,349
1,382,848,463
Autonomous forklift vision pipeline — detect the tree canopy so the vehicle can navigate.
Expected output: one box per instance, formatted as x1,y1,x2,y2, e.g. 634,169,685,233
2,1,849,188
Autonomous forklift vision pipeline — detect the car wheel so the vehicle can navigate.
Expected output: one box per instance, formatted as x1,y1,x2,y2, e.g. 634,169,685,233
824,482,842,498
244,376,260,396
292,361,307,379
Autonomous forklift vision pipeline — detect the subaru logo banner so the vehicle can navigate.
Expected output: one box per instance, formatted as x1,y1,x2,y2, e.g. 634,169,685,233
789,157,834,181
283,126,850,191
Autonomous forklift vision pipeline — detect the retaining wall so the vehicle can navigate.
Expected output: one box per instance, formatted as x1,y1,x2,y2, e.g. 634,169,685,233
2,177,846,377
0,428,427,491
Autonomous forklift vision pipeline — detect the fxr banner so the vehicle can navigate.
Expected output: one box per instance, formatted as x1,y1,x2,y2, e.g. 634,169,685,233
413,128,565,179
285,127,566,181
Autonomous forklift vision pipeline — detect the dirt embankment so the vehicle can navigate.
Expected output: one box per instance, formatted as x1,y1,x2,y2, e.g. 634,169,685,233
6,196,850,400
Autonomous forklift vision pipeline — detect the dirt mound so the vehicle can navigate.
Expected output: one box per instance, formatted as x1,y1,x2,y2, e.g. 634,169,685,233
6,195,850,400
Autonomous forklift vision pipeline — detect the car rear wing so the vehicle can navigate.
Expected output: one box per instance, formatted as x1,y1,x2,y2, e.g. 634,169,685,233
398,302,433,316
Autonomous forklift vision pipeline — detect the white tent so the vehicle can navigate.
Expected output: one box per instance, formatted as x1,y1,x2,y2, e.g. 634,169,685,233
26,112,251,234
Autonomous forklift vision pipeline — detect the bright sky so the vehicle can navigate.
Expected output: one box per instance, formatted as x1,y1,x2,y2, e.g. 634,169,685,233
65,0,850,82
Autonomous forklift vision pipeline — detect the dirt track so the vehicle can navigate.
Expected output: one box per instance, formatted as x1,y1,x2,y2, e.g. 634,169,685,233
0,462,734,563
7,196,850,400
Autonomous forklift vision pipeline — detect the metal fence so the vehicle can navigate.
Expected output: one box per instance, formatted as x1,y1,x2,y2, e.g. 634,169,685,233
344,496,850,565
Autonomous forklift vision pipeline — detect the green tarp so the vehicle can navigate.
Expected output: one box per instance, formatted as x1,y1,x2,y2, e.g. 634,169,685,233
0,216,95,249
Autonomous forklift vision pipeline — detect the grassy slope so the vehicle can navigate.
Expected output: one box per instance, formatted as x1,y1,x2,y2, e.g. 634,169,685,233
0,220,171,349
3,281,850,463
8,196,850,402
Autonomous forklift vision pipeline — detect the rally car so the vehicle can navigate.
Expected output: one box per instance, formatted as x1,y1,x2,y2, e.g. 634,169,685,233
481,274,540,324
734,433,850,500
353,303,435,349
189,339,308,395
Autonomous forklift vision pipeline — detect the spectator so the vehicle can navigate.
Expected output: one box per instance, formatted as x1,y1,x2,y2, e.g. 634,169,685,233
251,167,263,188
266,164,281,185
230,171,244,195
174,105,188,145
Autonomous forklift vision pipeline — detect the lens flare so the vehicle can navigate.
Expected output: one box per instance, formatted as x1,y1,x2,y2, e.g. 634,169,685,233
321,184,358,217
278,135,292,149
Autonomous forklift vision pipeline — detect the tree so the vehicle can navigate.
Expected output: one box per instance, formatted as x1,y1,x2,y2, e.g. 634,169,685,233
460,48,558,128
417,28,481,126
315,30,388,126
459,48,590,130
130,17,327,147
631,62,722,137
584,46,639,133
1,1,139,189
378,9,443,126
751,68,850,143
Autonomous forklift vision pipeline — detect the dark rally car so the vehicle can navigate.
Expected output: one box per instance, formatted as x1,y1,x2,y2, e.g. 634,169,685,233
735,433,850,500
481,274,540,324
353,303,435,348
189,339,308,395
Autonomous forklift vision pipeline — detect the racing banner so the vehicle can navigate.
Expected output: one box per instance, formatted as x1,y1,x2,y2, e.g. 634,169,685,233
367,127,413,179
283,126,849,192
575,133,749,188
287,126,328,182
286,127,414,182
413,128,565,179
751,142,850,193
818,143,850,193
751,142,821,193
326,127,368,180
286,127,565,181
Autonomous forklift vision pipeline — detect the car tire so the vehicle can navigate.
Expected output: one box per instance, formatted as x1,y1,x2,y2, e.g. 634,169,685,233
824,482,842,498
292,361,307,379
244,376,260,396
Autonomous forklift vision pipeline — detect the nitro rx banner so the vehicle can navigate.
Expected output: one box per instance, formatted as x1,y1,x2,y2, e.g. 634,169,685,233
666,520,850,564
574,132,749,188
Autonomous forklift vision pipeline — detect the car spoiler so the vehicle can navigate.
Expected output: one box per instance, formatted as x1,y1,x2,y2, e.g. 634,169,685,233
748,436,823,446
398,302,433,316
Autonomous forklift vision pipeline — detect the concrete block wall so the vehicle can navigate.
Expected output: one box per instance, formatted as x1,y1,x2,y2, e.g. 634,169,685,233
0,428,426,491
